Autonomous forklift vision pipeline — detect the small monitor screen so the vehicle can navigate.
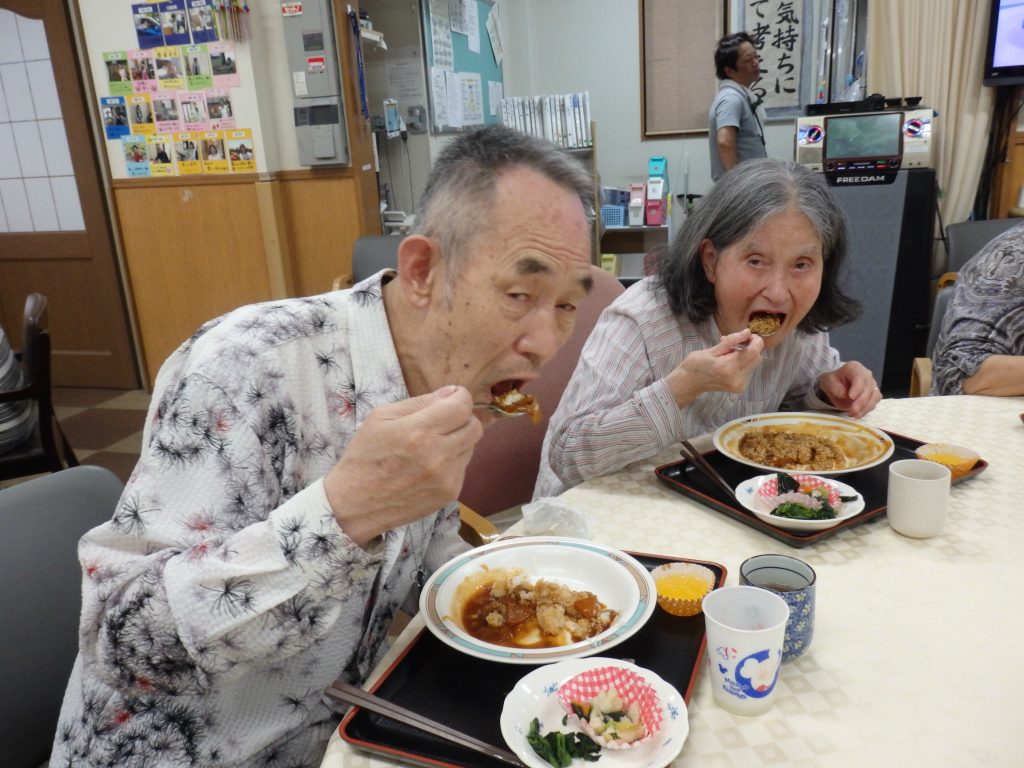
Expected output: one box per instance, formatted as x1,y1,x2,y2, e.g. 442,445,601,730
824,112,902,161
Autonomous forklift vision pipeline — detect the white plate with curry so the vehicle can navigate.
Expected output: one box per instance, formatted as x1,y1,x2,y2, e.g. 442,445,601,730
419,537,657,664
713,411,894,476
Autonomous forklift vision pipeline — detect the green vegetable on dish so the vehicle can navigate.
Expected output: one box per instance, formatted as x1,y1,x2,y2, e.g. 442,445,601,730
527,717,602,766
770,473,839,520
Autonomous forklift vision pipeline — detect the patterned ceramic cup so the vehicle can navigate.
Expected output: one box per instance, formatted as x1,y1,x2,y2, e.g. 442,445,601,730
739,554,816,662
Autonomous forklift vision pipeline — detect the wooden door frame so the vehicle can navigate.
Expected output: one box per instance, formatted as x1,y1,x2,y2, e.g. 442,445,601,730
0,0,142,386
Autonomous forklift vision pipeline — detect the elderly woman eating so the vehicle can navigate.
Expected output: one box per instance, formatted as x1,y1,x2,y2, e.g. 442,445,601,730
535,158,881,498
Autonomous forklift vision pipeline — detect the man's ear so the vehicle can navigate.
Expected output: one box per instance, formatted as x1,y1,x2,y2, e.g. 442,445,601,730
396,235,441,308
699,239,718,283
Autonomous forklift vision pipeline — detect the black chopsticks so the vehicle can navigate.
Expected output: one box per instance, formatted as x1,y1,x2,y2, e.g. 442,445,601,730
325,679,527,767
679,438,739,503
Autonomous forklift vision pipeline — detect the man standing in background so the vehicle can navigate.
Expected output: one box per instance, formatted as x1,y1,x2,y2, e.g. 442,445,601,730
709,32,767,181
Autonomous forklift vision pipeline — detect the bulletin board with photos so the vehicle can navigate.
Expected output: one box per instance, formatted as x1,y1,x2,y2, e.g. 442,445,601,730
422,0,503,133
99,1,255,178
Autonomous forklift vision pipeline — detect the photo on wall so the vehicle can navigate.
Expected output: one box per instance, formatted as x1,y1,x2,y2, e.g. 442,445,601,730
129,49,158,92
103,51,132,96
187,0,218,43
209,41,239,87
159,1,191,46
132,3,164,49
100,96,130,139
155,46,185,90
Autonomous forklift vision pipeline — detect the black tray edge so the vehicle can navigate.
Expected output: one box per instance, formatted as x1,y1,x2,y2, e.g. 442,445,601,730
337,551,729,768
655,430,988,548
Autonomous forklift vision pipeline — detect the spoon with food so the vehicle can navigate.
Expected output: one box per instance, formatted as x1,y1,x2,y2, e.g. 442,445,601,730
733,312,782,350
474,388,542,422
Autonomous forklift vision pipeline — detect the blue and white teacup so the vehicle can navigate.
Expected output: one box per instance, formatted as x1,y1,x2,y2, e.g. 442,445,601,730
740,554,816,661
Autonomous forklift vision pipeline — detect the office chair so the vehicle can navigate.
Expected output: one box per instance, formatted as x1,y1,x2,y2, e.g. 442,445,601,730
909,272,958,397
333,235,405,290
945,219,1021,273
0,465,124,768
0,293,78,482
459,265,625,517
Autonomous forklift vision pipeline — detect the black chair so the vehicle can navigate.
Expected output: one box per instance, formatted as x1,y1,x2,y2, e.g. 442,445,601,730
0,293,78,482
910,272,958,397
333,235,405,289
945,219,1021,273
0,465,124,767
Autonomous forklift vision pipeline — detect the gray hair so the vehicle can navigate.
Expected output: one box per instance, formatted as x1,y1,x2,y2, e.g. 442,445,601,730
656,158,860,332
412,124,594,292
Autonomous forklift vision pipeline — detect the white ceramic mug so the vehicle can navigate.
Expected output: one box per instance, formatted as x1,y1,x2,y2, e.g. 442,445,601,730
702,585,789,716
887,459,951,538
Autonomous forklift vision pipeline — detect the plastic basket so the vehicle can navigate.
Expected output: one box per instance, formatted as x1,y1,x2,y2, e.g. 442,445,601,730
601,204,627,227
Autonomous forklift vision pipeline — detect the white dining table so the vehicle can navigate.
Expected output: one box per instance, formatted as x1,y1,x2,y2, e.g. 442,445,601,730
321,395,1024,768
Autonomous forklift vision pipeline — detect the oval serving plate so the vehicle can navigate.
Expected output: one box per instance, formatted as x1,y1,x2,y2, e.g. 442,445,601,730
734,473,865,532
419,537,657,664
500,657,688,768
713,411,895,475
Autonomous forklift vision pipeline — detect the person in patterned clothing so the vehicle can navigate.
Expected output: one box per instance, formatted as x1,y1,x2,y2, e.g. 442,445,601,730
51,124,596,767
931,223,1024,396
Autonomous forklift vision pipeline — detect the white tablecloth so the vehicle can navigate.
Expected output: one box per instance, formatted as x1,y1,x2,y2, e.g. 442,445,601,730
321,395,1024,767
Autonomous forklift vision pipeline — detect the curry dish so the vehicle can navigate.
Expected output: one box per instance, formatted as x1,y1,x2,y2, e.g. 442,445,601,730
738,430,845,471
459,571,618,649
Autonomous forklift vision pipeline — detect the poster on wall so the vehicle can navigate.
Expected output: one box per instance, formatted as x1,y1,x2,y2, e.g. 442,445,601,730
153,94,181,132
129,49,158,91
744,0,804,112
155,46,185,90
200,130,228,173
174,131,202,173
206,89,235,129
187,0,219,43
127,92,156,135
104,51,132,96
226,128,255,172
183,44,213,89
147,133,175,175
100,96,130,139
209,41,239,87
122,134,151,176
159,2,191,46
178,91,209,130
132,4,164,49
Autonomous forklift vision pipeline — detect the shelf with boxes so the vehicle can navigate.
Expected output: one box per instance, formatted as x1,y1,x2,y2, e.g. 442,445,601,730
598,156,671,283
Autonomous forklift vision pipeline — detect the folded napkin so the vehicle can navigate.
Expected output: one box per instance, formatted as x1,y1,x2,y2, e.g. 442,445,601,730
521,497,590,539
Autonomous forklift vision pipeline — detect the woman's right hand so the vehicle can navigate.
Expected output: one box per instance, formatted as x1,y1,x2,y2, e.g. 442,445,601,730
664,328,764,406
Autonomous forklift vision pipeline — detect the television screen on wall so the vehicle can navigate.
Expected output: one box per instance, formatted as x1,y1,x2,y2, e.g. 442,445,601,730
984,0,1024,86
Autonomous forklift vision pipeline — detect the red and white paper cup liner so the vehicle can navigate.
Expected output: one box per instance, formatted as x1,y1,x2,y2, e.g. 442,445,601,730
556,665,661,749
758,473,840,506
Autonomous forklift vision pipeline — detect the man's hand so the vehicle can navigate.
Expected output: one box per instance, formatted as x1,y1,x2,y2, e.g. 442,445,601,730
665,329,764,406
817,362,882,418
323,385,483,547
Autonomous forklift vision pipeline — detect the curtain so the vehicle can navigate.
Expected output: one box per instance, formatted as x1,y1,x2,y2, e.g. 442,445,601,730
867,0,994,227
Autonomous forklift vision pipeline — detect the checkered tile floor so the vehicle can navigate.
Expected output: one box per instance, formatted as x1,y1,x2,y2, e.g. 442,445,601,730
51,387,150,484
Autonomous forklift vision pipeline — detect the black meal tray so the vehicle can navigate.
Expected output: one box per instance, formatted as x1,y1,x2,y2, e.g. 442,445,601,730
338,553,727,768
655,431,988,548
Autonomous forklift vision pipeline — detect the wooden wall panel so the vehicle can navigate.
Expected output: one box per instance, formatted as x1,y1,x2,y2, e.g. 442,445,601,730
114,181,271,379
279,175,365,296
